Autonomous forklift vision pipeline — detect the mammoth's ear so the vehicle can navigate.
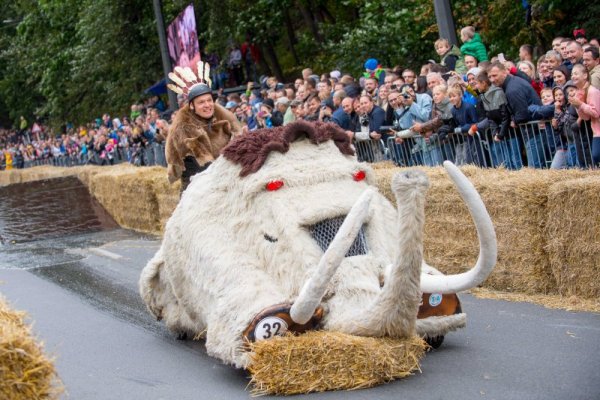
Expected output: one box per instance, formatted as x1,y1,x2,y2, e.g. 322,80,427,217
283,120,316,144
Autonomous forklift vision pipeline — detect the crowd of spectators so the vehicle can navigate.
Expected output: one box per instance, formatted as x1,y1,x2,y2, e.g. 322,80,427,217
2,26,599,170
213,26,599,169
0,96,171,170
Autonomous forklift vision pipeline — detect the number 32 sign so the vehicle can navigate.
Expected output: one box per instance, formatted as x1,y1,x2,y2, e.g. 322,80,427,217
254,316,289,341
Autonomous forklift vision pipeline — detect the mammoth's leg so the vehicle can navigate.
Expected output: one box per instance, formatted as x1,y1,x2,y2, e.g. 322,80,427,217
325,170,429,338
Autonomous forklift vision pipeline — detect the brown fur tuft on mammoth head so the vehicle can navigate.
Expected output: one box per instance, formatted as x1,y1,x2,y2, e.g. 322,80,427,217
222,121,355,177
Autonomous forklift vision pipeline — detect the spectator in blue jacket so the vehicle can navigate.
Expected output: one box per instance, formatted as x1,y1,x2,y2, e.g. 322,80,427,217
446,84,484,166
351,95,386,162
332,97,351,130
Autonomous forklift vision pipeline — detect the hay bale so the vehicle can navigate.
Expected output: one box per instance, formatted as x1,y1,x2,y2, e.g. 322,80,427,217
71,166,105,187
0,170,22,186
0,165,106,187
547,176,600,299
0,295,62,399
147,167,181,233
248,332,426,395
374,166,595,295
88,165,162,233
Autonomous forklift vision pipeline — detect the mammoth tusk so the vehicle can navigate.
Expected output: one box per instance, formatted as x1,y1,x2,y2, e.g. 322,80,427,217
290,189,374,325
420,161,497,294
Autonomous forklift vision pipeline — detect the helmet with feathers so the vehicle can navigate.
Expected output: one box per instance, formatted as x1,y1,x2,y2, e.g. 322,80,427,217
167,62,213,103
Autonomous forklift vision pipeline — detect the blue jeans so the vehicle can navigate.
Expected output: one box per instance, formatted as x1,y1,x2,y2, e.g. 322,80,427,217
489,141,508,168
504,136,523,170
524,131,547,169
421,141,443,166
592,137,600,167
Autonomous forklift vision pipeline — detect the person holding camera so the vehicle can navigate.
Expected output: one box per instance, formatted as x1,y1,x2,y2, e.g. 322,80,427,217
346,95,386,162
256,99,283,128
318,99,336,123
388,84,432,165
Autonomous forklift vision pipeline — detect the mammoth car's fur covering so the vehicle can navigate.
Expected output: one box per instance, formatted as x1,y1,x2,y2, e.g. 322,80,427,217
165,103,242,184
140,121,496,368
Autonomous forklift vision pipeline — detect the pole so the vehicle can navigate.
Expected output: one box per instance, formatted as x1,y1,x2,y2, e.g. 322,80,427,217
153,0,178,111
433,0,458,45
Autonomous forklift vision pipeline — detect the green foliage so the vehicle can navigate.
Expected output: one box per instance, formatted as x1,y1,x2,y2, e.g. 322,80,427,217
0,0,598,128
320,1,438,76
0,0,166,128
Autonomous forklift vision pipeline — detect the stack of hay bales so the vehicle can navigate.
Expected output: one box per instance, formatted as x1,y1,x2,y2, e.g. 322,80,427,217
149,173,181,233
2,163,599,300
374,166,596,296
547,176,600,298
0,169,24,186
88,165,164,233
248,331,425,395
0,295,62,399
86,165,180,234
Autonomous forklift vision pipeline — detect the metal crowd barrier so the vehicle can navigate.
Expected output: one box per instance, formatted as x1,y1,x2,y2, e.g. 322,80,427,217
353,138,388,163
6,143,168,170
352,120,596,170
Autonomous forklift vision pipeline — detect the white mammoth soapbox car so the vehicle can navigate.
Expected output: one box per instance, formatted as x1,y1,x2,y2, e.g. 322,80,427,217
140,121,496,371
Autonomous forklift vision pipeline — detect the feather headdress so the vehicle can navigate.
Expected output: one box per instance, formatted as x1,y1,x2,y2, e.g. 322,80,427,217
167,62,212,98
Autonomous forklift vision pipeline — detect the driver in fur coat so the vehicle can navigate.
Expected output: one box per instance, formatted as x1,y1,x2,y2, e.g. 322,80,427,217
166,83,242,190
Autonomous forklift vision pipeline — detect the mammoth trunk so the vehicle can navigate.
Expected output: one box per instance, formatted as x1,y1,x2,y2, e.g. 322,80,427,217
349,170,428,338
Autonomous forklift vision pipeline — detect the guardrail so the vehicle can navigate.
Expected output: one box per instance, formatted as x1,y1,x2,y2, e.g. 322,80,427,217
353,120,596,169
5,120,597,171
16,143,168,169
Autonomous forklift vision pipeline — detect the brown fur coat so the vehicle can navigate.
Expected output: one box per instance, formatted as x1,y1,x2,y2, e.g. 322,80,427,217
165,103,242,183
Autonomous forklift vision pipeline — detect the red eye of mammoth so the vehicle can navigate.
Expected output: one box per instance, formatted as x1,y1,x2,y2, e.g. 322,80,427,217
353,170,366,181
266,180,284,191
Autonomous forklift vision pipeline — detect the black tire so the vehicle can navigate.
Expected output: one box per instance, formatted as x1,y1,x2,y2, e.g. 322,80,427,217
426,335,445,349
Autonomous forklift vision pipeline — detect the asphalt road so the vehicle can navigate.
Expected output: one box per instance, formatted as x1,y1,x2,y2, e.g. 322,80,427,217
0,229,599,400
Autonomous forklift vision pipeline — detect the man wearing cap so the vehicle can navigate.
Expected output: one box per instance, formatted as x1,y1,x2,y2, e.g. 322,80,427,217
573,28,587,46
225,100,239,113
275,97,291,118
166,83,242,191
